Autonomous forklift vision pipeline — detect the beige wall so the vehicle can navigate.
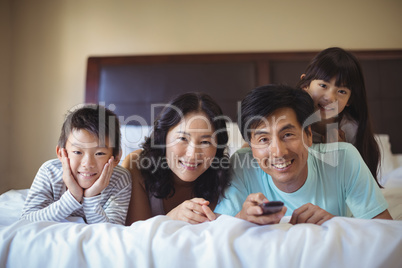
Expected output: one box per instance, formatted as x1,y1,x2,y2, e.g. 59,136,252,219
1,0,11,193
1,0,402,193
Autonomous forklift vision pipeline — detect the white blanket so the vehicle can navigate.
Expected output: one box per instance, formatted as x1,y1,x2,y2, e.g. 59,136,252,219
1,168,402,268
1,215,401,268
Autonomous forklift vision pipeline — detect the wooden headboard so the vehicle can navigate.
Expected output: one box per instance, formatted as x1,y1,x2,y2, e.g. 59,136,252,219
85,50,402,153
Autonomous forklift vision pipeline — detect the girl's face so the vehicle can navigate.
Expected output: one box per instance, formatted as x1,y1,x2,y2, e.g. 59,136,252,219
165,112,218,183
303,77,351,121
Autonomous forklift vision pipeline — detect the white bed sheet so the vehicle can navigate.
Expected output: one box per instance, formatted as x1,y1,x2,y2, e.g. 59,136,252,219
0,215,401,268
1,167,402,268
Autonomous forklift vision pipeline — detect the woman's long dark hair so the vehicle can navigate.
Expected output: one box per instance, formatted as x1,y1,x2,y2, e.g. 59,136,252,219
139,92,230,204
297,47,381,187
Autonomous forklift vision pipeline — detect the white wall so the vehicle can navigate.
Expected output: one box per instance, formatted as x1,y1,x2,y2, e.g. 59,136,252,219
2,0,402,193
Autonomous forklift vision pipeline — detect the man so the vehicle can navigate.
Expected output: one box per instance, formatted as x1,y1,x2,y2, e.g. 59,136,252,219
214,84,392,225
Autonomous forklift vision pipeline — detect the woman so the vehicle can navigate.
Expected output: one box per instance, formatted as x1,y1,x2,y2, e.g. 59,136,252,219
122,92,230,225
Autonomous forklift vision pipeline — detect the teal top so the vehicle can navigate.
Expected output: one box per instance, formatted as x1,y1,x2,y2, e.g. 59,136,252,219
215,143,388,219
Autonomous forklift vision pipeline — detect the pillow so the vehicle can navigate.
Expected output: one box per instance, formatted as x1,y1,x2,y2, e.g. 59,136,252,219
375,134,397,184
120,125,152,164
226,122,246,155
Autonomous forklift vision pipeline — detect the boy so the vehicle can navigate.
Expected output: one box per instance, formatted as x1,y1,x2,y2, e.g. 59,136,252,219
20,105,132,224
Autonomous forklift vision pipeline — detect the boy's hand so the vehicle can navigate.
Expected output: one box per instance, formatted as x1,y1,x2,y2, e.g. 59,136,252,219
236,193,286,225
61,149,83,203
84,157,114,198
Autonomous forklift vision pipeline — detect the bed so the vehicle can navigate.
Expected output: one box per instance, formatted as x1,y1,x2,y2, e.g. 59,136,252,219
1,50,402,268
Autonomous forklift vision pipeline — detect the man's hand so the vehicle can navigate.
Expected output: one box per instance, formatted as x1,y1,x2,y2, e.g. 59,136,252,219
60,149,83,203
236,193,286,225
290,203,334,225
84,157,114,198
167,198,216,224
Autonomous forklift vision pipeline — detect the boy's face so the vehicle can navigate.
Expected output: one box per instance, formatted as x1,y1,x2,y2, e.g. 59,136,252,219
57,129,119,189
249,107,312,193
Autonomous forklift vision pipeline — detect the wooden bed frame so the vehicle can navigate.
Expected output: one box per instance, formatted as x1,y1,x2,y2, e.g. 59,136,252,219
85,50,402,153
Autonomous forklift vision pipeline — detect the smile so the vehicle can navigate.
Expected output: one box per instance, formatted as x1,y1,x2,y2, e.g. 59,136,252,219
79,172,97,177
179,161,201,169
271,160,293,170
318,103,335,111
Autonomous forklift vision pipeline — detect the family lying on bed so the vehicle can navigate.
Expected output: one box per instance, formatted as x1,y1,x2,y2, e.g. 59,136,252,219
20,47,393,226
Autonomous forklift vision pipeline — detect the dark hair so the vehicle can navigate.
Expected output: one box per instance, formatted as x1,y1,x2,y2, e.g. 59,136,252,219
240,84,315,142
140,92,230,204
296,47,381,186
58,104,121,157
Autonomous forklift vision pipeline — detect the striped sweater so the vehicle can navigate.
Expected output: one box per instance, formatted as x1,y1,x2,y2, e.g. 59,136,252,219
20,159,132,224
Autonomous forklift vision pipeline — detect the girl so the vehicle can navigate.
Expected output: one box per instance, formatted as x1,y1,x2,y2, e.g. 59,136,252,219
297,47,381,187
122,92,230,225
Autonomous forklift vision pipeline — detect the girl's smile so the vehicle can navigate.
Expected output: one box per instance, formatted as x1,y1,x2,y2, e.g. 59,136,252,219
303,77,351,121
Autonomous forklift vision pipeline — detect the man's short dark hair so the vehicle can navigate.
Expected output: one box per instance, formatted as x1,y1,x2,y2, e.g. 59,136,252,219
239,84,315,142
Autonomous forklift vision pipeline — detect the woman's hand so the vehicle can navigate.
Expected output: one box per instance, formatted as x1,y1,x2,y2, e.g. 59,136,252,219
167,198,216,224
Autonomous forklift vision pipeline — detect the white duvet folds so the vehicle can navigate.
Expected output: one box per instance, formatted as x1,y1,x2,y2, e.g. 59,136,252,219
1,167,402,268
0,214,402,268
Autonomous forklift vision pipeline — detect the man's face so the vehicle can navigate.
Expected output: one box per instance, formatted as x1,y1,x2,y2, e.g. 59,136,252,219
249,107,312,193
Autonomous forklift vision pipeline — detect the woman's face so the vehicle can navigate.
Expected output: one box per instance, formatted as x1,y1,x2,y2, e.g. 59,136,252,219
303,77,351,121
165,112,218,183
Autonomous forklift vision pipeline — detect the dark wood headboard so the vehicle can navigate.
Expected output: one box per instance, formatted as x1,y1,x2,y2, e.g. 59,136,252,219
85,50,402,153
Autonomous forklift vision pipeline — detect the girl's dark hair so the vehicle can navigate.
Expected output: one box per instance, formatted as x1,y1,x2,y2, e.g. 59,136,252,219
140,92,230,204
296,47,381,187
58,104,121,157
